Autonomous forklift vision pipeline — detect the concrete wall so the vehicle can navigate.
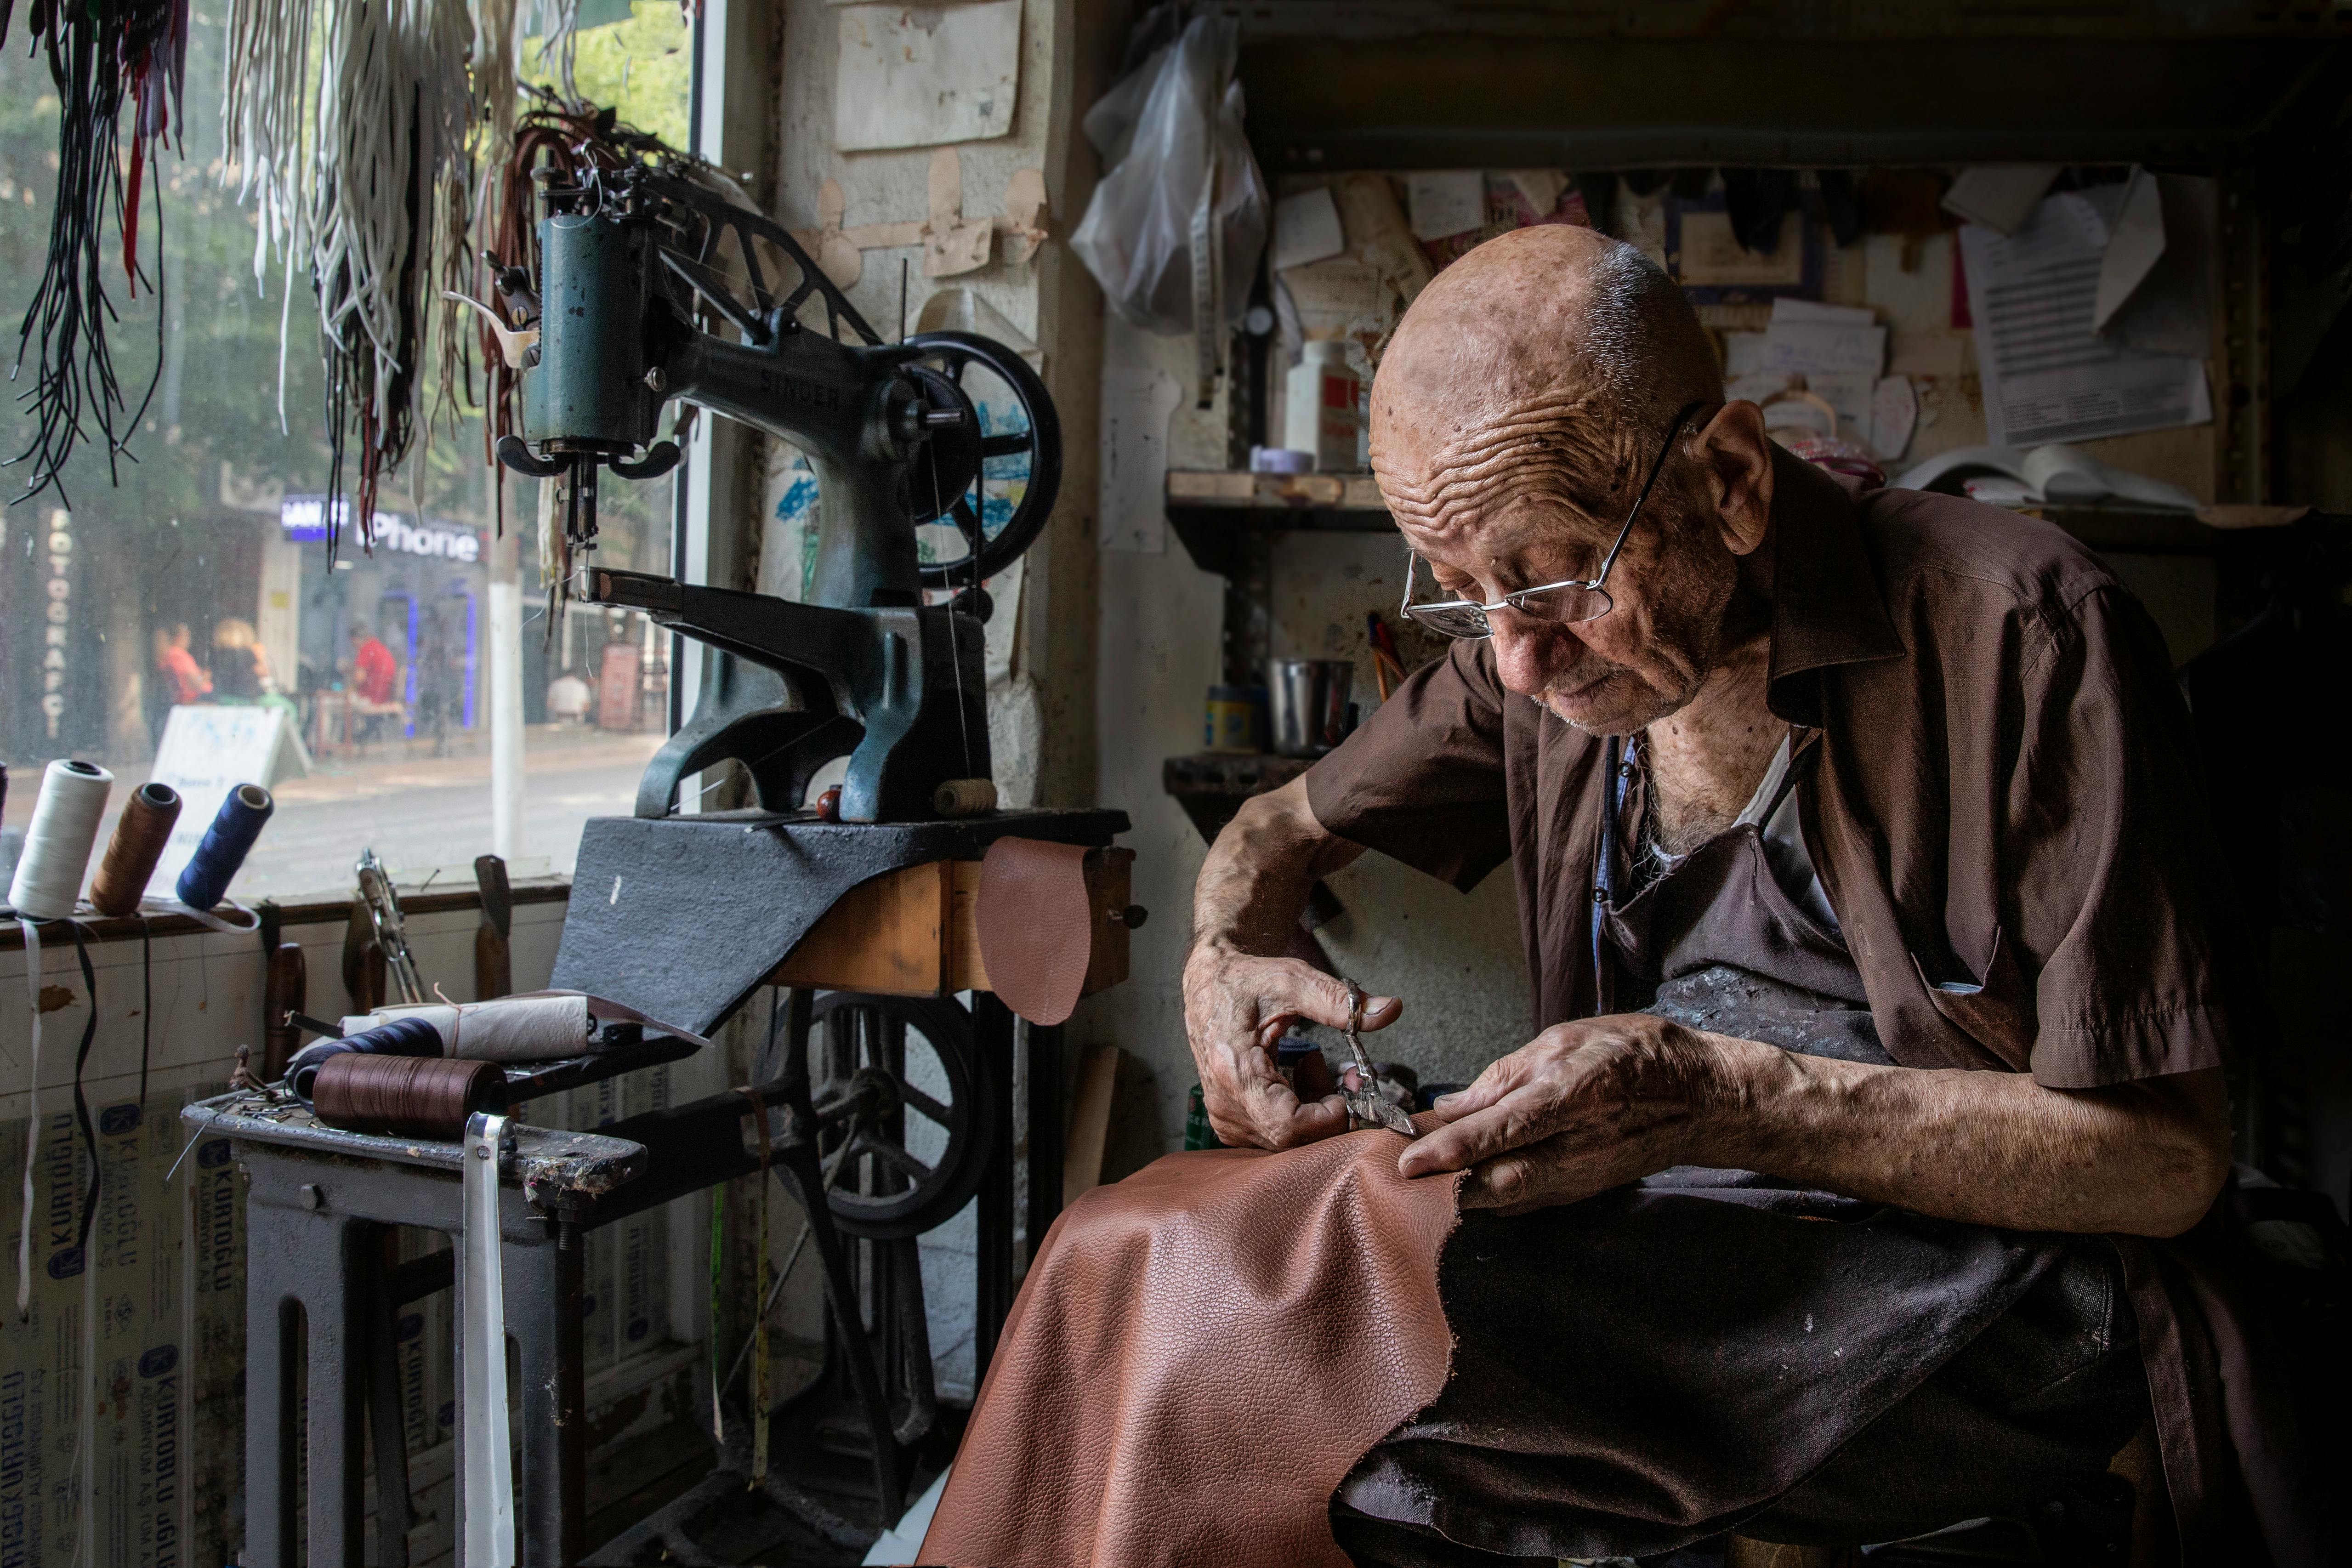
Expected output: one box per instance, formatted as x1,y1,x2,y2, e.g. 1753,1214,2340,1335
764,0,1119,809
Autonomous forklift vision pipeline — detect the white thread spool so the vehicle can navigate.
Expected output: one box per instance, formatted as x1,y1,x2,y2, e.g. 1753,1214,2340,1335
7,759,114,920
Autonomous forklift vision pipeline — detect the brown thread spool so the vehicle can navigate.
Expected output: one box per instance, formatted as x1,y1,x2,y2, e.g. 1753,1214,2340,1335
88,782,181,917
312,1055,508,1141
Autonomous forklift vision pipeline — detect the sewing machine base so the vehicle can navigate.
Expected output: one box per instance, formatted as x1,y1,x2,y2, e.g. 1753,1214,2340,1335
585,572,993,824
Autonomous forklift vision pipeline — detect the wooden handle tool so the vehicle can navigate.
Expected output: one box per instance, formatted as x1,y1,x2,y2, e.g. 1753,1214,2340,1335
474,854,513,1000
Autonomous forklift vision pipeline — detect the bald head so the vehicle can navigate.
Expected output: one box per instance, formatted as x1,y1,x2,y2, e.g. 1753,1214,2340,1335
1370,225,1722,537
1367,225,1781,738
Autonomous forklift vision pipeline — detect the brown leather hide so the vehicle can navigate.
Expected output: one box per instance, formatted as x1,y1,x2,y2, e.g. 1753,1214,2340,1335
921,1119,1464,1567
977,837,1094,1026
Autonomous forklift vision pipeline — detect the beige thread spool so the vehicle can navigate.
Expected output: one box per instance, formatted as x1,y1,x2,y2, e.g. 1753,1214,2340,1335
932,778,998,818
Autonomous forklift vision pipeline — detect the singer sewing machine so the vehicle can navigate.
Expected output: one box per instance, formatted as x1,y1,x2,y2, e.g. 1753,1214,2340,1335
183,141,1139,1568
178,141,1140,1568
472,158,1058,825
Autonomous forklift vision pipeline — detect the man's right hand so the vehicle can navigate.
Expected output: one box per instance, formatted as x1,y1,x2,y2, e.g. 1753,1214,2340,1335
1182,937,1402,1149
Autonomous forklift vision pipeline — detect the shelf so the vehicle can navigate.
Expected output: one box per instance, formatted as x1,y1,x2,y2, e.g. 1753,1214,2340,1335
1161,752,1316,843
1165,468,2336,574
1165,470,1393,577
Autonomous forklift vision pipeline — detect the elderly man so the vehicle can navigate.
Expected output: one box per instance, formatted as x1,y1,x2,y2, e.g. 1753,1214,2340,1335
1170,224,2301,1562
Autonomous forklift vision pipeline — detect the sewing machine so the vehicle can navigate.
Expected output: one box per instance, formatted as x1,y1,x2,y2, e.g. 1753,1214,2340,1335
188,150,1134,1566
481,158,1061,825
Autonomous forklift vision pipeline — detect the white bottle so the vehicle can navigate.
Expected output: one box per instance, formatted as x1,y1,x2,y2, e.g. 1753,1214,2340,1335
1283,339,1361,472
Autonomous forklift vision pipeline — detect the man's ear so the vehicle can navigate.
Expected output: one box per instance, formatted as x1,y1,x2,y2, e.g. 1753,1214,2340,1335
1698,402,1775,557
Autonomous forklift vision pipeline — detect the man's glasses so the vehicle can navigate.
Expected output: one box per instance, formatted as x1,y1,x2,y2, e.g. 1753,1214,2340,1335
1398,401,1704,640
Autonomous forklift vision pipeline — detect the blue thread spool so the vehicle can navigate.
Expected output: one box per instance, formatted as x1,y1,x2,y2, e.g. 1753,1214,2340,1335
176,783,274,910
284,1015,444,1102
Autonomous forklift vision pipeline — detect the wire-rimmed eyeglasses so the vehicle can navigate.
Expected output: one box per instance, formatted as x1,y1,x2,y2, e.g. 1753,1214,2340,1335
1398,401,1705,639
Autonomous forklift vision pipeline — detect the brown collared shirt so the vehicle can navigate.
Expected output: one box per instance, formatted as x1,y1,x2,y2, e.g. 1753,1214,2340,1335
1307,448,2250,1088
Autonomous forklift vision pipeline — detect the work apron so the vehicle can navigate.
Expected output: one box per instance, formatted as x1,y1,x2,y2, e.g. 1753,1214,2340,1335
1332,737,2149,1564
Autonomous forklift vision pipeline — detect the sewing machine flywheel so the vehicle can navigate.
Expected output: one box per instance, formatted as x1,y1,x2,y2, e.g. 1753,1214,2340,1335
809,991,997,1240
901,330,1062,589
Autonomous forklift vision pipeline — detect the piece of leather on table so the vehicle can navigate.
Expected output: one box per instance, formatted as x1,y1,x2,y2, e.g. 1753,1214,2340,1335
978,837,1094,1026
920,1115,1464,1568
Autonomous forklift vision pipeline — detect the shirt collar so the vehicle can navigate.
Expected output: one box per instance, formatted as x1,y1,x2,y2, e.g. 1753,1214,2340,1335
1763,446,1904,726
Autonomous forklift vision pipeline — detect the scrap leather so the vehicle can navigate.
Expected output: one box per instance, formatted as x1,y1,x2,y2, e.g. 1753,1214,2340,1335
977,836,1095,1026
921,1119,1464,1567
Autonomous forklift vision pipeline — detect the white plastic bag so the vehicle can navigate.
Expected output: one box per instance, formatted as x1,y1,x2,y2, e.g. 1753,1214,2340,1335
1070,11,1268,369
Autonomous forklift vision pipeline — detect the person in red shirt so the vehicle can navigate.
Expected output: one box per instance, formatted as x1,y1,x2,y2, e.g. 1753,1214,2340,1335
349,623,399,705
153,622,213,706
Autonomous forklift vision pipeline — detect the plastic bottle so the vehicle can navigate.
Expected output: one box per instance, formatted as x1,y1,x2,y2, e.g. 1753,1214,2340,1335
1283,340,1361,472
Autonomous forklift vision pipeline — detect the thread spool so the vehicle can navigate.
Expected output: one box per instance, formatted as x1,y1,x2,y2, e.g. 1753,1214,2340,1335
347,995,597,1063
7,759,114,919
88,782,182,917
312,1054,508,1141
932,778,998,818
284,1014,443,1102
175,783,274,911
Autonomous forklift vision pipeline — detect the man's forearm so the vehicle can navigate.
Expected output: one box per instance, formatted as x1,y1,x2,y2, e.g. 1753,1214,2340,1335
1700,1039,2229,1237
1191,782,1364,957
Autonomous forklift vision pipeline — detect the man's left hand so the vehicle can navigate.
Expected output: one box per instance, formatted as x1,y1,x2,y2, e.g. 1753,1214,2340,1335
1398,1013,1729,1212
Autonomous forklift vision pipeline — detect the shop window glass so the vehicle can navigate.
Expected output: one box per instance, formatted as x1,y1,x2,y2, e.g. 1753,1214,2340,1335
1,3,690,901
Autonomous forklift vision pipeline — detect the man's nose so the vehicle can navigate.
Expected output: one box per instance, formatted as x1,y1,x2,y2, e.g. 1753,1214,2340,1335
1488,615,1582,698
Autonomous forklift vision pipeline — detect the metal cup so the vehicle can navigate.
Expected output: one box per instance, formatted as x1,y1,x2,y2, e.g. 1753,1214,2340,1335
1268,659,1355,757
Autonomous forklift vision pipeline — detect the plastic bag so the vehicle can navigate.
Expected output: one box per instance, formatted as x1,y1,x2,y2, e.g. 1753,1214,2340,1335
1070,12,1268,350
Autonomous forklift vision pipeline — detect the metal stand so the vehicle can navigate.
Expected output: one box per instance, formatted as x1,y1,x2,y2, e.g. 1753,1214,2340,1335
192,995,1071,1563
973,993,1018,1381
191,1019,902,1568
217,1112,643,1567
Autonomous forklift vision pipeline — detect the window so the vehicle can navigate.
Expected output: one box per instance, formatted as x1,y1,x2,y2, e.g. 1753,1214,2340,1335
1,3,692,901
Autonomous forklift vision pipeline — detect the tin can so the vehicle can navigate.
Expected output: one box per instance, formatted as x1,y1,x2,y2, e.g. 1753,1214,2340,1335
1204,684,1267,754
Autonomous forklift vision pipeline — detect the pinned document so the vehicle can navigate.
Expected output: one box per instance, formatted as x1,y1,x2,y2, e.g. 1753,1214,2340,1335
1956,189,2210,448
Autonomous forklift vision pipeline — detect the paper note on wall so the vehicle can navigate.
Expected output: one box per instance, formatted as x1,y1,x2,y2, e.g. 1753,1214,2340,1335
1099,367,1183,553
1760,298,1886,378
1273,187,1346,273
835,1,1021,151
1405,172,1485,241
1957,189,2211,448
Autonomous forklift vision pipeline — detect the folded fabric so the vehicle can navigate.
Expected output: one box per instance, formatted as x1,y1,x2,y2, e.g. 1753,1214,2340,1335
921,1118,1464,1568
340,991,713,1062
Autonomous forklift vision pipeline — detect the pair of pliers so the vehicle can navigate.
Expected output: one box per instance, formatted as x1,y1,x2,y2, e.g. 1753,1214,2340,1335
1338,980,1416,1137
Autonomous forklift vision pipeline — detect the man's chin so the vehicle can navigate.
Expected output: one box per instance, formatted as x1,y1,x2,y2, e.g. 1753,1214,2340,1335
1541,672,1665,734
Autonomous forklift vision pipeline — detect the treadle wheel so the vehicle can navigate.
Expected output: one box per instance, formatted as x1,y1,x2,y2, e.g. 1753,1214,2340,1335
809,991,996,1240
903,330,1062,587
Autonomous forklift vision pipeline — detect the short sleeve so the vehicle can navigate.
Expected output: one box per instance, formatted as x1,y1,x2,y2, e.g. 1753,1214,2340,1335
2015,584,2245,1087
1303,640,1513,892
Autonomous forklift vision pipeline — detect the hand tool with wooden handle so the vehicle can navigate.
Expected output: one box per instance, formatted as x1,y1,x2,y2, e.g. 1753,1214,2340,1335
262,942,307,1080
474,854,513,1000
